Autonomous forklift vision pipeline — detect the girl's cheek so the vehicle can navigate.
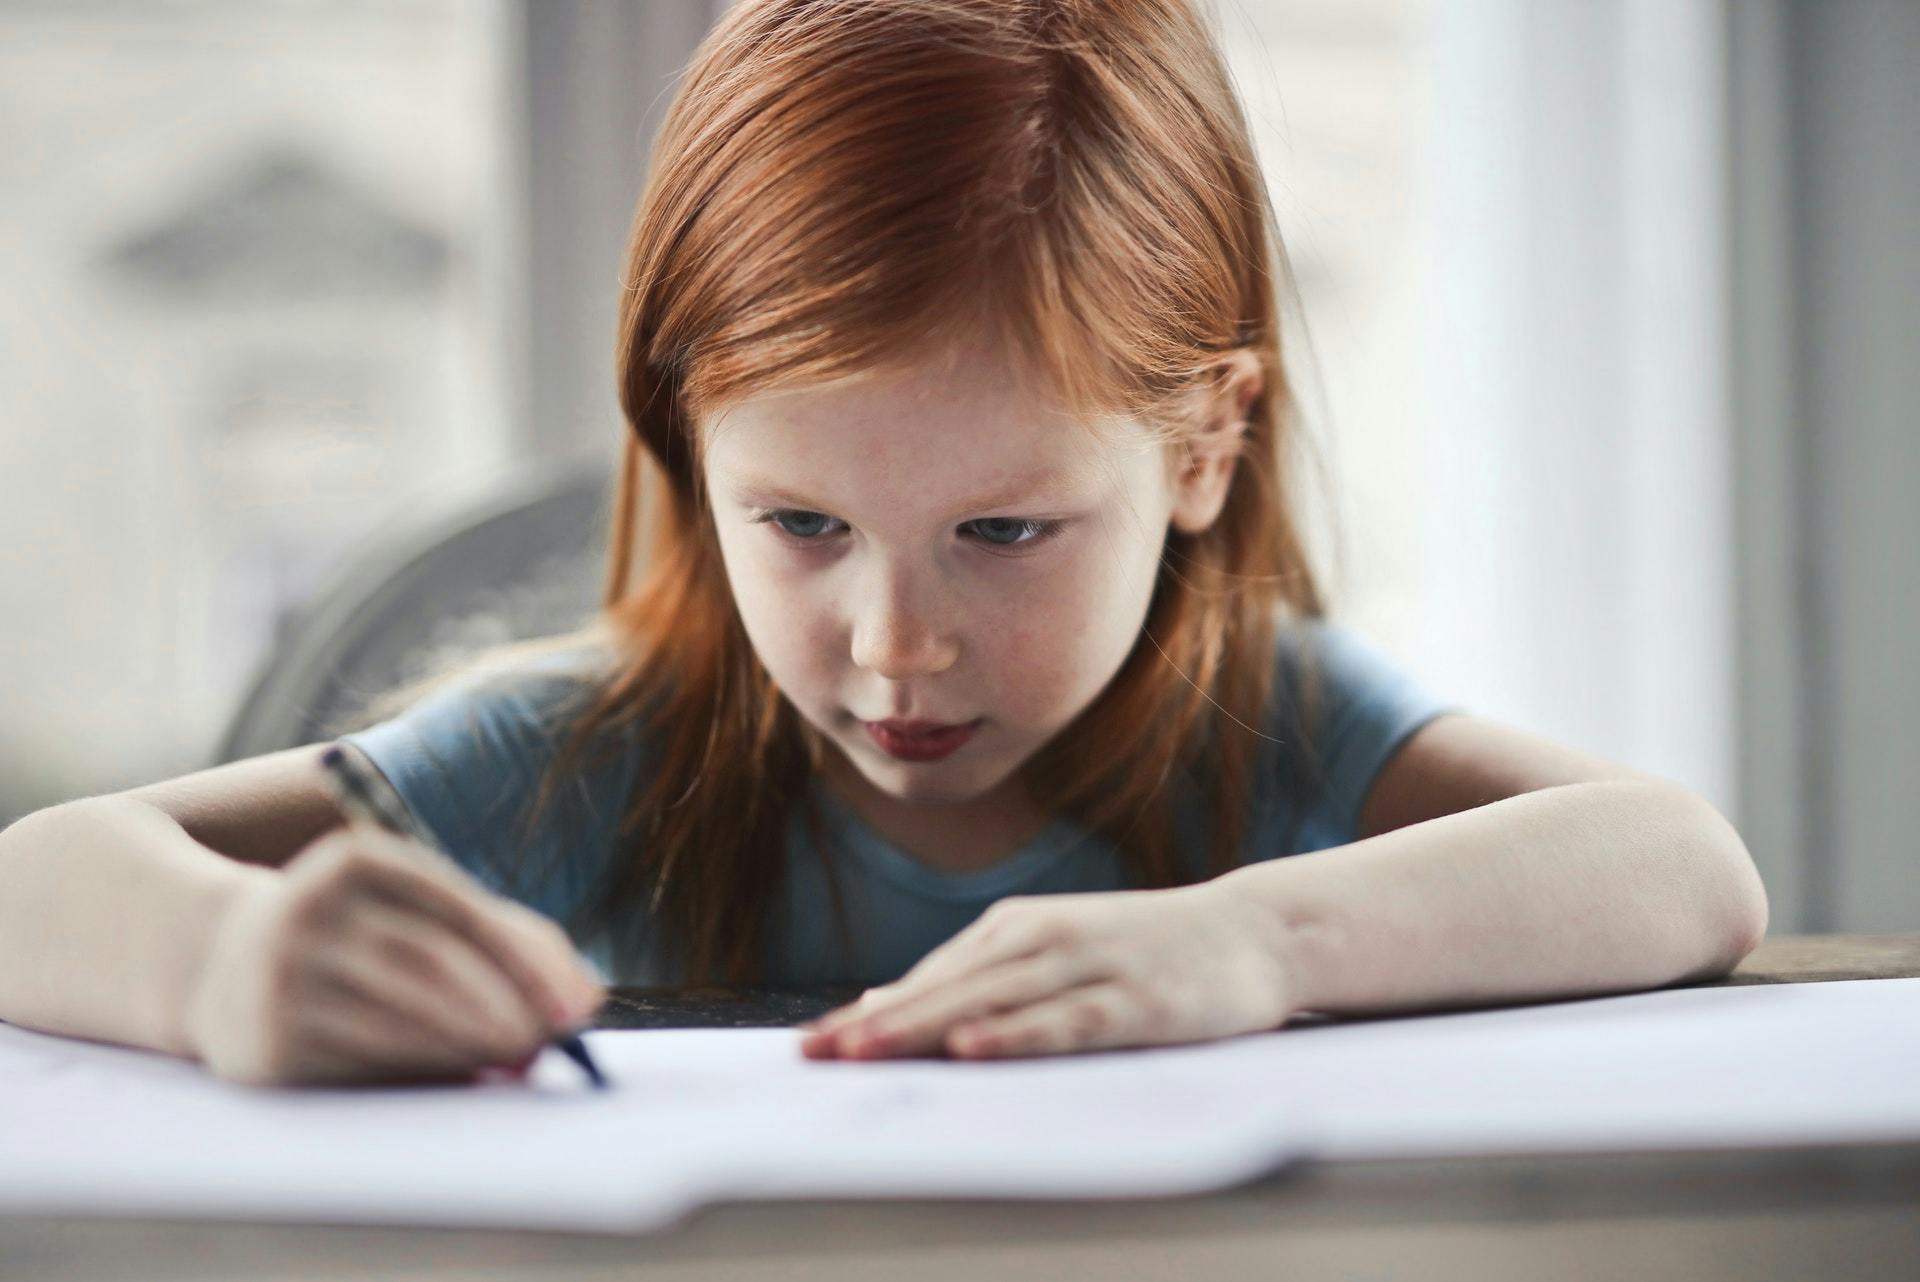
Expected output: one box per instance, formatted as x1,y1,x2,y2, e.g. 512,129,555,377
730,560,831,661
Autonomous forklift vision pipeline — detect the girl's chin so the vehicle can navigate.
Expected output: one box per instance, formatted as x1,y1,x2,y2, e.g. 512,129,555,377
845,752,1041,812
851,760,980,799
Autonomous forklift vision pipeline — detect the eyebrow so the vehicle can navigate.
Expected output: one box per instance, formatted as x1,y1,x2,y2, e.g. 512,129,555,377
720,471,1081,515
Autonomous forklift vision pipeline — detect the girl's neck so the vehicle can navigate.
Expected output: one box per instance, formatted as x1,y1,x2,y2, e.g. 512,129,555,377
817,752,1057,875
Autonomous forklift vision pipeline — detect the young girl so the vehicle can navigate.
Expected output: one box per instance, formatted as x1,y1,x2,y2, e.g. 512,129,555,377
0,0,1767,1087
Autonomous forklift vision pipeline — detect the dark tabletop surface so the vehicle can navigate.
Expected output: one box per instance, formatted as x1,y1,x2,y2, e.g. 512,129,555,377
595,982,864,1029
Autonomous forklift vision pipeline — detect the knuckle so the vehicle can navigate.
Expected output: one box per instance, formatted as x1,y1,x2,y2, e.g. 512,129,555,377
297,828,354,864
984,896,1026,920
286,883,341,934
477,1009,537,1061
980,897,1045,941
509,1004,547,1050
1131,985,1172,1027
312,831,375,874
518,911,572,957
468,978,537,1050
335,844,384,883
539,916,573,952
381,929,452,986
1070,999,1111,1040
248,1021,303,1086
296,844,374,901
1004,1024,1044,1055
263,936,307,1007
1042,914,1083,948
283,838,341,888
1101,946,1145,986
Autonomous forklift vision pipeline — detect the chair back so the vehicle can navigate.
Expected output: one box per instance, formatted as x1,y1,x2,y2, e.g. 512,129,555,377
216,459,614,763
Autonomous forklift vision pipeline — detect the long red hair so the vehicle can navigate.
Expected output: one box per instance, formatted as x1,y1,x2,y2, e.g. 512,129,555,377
378,0,1333,985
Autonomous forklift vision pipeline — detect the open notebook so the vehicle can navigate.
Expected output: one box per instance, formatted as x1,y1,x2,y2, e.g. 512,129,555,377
2,977,1916,1233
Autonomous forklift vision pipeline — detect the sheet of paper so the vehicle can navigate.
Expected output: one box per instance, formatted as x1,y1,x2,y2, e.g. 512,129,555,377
0,1014,1305,1232
1,977,1914,1232
1223,974,1920,1160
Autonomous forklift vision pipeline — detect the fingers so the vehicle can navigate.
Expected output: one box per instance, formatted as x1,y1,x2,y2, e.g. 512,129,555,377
228,828,606,1086
298,980,492,1081
490,896,608,1023
316,898,546,1064
298,829,599,1034
806,900,1069,1037
802,948,1101,1059
898,899,1060,991
940,981,1138,1059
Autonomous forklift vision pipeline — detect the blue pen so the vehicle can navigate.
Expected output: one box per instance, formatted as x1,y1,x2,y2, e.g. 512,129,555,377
318,743,609,1089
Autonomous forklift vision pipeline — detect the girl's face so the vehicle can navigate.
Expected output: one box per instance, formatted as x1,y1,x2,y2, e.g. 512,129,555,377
700,342,1247,816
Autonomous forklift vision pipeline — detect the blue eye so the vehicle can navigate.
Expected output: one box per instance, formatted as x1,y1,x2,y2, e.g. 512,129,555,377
747,510,1065,553
966,517,1062,548
764,510,842,540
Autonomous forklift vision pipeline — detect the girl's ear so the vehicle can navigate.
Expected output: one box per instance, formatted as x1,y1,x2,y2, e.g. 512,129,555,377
1168,350,1262,536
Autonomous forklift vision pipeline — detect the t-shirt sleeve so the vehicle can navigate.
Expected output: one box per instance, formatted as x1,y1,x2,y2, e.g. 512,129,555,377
334,652,646,938
1268,619,1465,853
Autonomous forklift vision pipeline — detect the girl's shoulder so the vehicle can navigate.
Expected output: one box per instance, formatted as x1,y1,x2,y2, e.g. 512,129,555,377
334,641,646,922
1270,615,1434,706
364,639,643,756
426,642,620,715
1258,613,1463,849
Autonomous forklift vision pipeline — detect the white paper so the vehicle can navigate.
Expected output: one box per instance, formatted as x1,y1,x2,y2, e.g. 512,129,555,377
0,1016,1304,1232
1,977,1914,1232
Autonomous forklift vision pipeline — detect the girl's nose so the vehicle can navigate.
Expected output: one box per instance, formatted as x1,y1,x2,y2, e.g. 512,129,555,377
850,594,958,680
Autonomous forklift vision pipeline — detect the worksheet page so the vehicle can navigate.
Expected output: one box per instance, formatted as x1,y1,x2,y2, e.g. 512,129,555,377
2,978,1915,1233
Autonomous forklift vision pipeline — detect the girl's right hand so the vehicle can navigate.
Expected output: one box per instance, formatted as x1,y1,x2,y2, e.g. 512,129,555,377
181,824,607,1088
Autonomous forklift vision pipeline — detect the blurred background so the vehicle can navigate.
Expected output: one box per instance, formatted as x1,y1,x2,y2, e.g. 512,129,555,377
1,0,1913,932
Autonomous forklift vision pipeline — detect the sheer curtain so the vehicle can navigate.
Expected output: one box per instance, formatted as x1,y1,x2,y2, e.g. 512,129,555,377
1418,2,1739,815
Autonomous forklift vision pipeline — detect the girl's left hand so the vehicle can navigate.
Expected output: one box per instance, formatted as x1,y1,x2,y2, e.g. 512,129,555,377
796,880,1299,1061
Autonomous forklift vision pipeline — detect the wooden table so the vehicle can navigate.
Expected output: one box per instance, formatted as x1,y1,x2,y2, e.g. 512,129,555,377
5,934,1917,1281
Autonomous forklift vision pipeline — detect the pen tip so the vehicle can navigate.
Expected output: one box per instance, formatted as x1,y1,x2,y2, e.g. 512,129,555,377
555,1033,610,1089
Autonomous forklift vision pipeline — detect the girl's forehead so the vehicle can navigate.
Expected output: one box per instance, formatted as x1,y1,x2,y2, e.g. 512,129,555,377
700,386,1164,517
701,375,1154,460
706,408,1150,490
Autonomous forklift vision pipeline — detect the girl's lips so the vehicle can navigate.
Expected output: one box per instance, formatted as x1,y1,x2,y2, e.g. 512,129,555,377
863,718,982,762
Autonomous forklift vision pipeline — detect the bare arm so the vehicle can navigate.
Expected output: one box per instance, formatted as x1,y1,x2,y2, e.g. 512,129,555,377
0,795,279,1055
792,714,1769,1061
0,743,339,1055
1221,778,1770,1017
0,743,603,1086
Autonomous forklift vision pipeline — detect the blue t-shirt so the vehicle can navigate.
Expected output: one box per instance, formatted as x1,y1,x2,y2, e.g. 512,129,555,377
339,619,1459,986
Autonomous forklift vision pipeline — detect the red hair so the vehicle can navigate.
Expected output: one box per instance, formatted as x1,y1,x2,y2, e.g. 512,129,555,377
498,0,1327,984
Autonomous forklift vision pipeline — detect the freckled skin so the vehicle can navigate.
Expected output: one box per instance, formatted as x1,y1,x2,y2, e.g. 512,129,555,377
698,340,1255,870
